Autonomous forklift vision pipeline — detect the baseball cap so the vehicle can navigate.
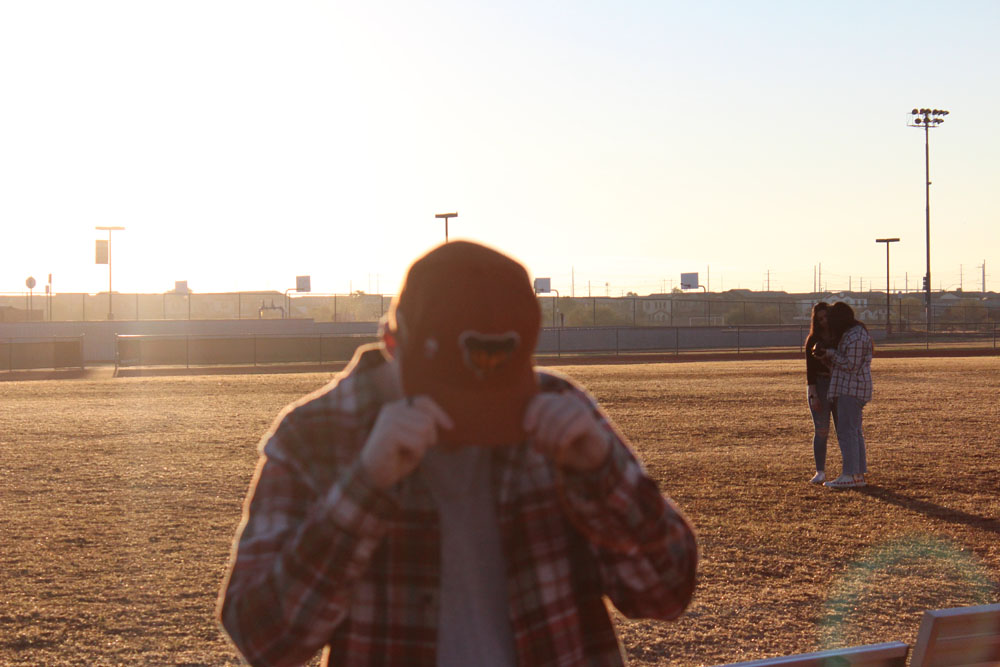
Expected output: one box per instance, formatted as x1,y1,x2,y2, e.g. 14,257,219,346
388,241,541,446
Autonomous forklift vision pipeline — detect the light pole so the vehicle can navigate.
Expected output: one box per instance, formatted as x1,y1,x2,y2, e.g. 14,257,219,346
96,226,125,320
875,238,900,334
435,212,458,242
907,107,948,331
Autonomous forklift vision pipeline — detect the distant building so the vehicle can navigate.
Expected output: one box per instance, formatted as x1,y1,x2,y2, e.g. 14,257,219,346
641,299,672,322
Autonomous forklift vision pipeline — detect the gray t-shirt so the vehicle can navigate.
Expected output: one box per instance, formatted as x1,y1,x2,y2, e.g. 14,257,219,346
418,446,517,667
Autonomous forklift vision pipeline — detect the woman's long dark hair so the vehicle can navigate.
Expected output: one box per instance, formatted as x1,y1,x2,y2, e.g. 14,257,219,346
808,302,830,341
828,301,870,346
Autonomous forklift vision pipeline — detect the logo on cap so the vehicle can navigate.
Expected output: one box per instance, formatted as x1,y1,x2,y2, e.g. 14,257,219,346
459,331,521,379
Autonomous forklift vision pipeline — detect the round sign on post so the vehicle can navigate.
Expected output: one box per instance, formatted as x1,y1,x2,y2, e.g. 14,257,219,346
26,276,36,289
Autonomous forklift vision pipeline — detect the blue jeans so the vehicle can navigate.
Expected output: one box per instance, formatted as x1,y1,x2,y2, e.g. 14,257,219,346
834,396,868,476
810,375,836,472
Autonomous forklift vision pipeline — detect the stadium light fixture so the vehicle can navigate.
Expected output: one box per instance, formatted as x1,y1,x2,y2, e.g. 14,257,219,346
875,238,900,334
435,212,458,242
907,107,948,331
95,226,125,320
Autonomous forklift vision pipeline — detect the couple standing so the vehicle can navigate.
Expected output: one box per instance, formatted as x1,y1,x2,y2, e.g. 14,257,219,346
804,301,874,489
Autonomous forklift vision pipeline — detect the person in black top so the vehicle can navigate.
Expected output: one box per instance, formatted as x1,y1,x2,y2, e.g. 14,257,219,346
804,302,837,483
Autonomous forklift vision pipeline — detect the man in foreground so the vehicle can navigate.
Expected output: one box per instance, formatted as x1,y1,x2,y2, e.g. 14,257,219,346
218,240,698,666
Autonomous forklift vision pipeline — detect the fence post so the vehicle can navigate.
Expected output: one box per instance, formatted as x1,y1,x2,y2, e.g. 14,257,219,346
186,335,190,369
253,334,258,367
557,327,561,358
592,298,596,326
737,327,741,356
615,328,619,356
675,327,679,355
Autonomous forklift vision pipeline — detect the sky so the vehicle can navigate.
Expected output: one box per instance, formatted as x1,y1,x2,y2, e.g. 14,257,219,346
1,1,998,298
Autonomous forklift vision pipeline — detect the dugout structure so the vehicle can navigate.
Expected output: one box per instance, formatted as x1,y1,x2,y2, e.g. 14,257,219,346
1,336,85,372
115,333,377,371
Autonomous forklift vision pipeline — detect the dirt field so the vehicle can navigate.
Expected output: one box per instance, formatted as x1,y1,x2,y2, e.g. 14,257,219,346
1,357,998,666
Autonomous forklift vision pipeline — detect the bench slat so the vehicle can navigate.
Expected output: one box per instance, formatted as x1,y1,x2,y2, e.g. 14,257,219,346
713,641,910,667
910,603,1000,667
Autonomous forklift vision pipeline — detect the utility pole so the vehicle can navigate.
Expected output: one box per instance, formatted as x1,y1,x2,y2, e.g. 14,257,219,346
979,261,986,293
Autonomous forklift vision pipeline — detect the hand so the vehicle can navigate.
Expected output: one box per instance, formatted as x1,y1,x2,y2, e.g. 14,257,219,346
523,393,610,472
360,396,454,490
807,386,819,412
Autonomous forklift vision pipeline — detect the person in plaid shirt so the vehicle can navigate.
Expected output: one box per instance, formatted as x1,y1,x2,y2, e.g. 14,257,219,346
818,302,873,489
217,241,698,667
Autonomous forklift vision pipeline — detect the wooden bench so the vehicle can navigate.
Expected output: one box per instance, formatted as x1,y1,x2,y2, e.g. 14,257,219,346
713,641,910,666
909,602,1000,666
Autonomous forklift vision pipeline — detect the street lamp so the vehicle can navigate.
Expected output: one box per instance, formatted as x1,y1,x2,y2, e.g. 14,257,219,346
95,226,125,320
907,107,948,331
435,212,458,242
875,238,900,334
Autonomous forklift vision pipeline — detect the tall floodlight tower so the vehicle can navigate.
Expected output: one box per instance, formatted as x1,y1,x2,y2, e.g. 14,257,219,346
907,108,948,331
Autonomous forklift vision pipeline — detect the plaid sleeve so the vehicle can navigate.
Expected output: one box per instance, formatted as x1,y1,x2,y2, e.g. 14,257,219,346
830,327,866,373
555,385,698,621
218,432,397,667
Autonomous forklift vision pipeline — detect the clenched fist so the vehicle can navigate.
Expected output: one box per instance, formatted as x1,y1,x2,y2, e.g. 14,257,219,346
360,396,454,489
523,392,611,472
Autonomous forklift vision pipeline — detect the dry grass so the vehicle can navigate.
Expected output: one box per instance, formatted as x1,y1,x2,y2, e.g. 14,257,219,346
1,357,998,666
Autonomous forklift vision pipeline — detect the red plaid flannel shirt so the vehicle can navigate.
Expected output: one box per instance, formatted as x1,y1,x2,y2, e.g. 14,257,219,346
828,324,873,402
218,345,698,667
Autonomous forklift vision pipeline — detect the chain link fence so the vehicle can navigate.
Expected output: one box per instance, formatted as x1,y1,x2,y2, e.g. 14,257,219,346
2,291,998,331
